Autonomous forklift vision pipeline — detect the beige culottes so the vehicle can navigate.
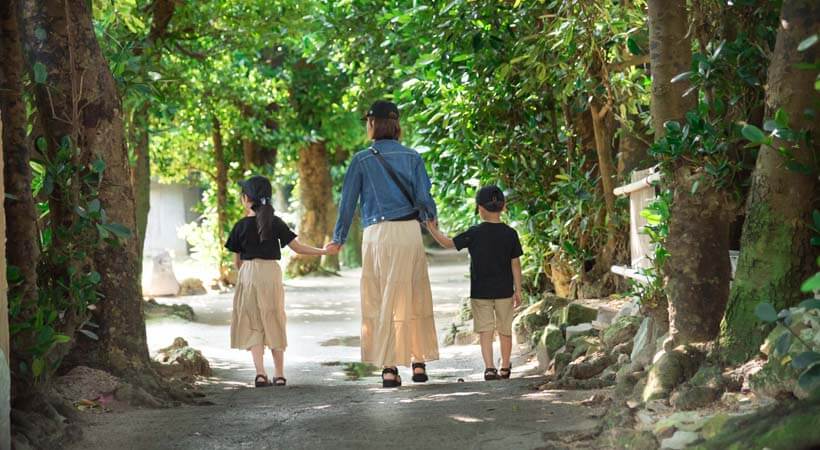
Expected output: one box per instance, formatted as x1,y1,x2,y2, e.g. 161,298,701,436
361,221,439,367
231,259,287,350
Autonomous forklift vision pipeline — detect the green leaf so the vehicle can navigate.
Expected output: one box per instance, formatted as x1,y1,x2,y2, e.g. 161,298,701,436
775,332,792,355
690,180,700,195
797,363,820,393
755,302,778,323
799,298,820,309
53,334,71,344
626,37,643,55
793,352,820,370
670,71,692,83
88,199,101,213
34,27,47,41
813,209,820,229
91,159,106,174
102,223,132,239
797,34,818,52
88,271,101,284
801,272,820,293
741,124,767,144
35,136,47,152
78,329,99,341
32,357,45,377
664,121,681,134
33,62,47,84
775,108,789,128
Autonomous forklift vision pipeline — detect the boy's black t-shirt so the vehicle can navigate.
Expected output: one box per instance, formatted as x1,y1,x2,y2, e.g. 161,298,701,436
452,222,523,299
225,216,297,260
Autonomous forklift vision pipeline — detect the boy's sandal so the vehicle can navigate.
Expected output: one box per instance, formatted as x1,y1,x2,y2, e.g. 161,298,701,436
273,377,287,386
484,368,499,381
411,362,429,383
499,366,512,379
255,374,272,388
381,367,402,388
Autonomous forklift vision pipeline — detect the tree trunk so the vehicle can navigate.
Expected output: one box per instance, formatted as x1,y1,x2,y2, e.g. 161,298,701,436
720,0,820,362
649,0,732,343
130,103,150,260
287,141,332,276
321,198,340,272
22,0,151,375
242,138,256,171
1,0,39,309
212,117,230,281
0,110,9,450
647,0,696,138
617,125,650,178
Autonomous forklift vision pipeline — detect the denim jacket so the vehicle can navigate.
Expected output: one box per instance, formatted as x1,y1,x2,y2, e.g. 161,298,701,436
332,139,438,244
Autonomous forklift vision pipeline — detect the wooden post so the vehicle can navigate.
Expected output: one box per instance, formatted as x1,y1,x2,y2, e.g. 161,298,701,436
0,110,11,449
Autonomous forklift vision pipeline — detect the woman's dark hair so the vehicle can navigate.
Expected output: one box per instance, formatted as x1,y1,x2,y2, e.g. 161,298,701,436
253,201,275,243
370,116,402,140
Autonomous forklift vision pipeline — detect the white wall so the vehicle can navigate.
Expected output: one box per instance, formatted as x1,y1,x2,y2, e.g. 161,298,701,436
144,181,199,258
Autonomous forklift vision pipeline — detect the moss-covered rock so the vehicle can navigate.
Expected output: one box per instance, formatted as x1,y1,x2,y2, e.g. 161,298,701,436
568,335,602,360
603,315,642,349
643,345,704,402
558,303,598,326
536,325,565,370
144,299,195,321
154,337,212,377
567,352,613,380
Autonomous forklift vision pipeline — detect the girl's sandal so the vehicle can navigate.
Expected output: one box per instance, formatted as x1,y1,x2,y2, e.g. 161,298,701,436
499,366,512,380
255,374,272,388
273,377,287,386
484,368,499,381
382,367,402,388
411,362,429,383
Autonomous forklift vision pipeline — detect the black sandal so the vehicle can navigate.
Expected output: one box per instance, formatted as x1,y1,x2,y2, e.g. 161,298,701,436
499,366,511,380
484,368,499,381
255,374,272,388
411,362,429,383
381,367,402,388
273,377,287,386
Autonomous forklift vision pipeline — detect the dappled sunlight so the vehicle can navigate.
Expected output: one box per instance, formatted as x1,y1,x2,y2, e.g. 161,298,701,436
448,415,487,423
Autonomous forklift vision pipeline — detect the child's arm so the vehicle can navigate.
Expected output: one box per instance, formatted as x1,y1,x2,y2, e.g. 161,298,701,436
512,257,522,308
425,219,455,249
288,238,328,256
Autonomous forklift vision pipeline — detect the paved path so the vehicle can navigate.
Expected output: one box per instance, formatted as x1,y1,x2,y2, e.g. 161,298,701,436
68,255,605,450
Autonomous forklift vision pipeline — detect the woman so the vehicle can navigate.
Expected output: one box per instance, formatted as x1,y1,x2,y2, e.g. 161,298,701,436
326,100,439,387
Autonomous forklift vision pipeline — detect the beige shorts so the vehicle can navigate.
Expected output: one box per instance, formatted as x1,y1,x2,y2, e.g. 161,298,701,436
471,298,514,336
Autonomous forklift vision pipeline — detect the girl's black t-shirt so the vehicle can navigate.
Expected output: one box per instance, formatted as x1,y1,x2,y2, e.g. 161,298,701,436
452,222,523,299
225,215,297,260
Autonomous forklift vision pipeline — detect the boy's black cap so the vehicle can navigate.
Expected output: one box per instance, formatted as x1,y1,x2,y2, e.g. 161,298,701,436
365,100,400,120
476,185,505,212
238,175,272,202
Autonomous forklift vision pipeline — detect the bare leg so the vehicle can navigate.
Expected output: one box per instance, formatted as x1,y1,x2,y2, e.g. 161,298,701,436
270,348,285,378
479,331,495,368
250,345,266,376
499,334,512,369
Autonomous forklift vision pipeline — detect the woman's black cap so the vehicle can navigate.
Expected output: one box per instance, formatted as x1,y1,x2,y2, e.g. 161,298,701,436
238,175,272,202
476,185,505,212
365,100,400,120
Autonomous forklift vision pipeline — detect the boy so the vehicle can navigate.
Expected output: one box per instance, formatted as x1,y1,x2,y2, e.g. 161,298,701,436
427,185,523,380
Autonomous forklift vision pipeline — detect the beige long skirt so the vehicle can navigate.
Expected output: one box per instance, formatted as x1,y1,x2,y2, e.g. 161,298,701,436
231,259,287,351
361,221,439,367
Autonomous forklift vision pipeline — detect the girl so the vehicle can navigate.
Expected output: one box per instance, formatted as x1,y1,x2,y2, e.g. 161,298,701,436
225,175,328,387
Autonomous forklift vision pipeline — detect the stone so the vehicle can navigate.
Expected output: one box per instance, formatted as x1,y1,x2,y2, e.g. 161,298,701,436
552,352,573,378
660,430,700,449
617,430,658,450
670,385,721,410
558,303,598,327
613,341,633,355
603,315,642,349
617,353,630,365
143,299,195,321
616,297,641,319
177,277,207,296
568,335,601,360
699,413,731,440
643,345,704,402
630,317,656,370
53,366,121,402
154,337,212,377
567,352,614,380
536,325,565,371
565,323,595,341
594,306,618,327
145,251,179,297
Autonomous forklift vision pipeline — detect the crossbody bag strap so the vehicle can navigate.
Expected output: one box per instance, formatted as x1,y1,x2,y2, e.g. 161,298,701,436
369,146,417,209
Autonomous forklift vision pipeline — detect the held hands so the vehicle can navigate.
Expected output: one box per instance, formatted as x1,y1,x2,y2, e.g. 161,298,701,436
324,242,343,256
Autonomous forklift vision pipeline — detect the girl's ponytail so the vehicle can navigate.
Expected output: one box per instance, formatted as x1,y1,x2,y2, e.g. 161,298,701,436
254,198,275,243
